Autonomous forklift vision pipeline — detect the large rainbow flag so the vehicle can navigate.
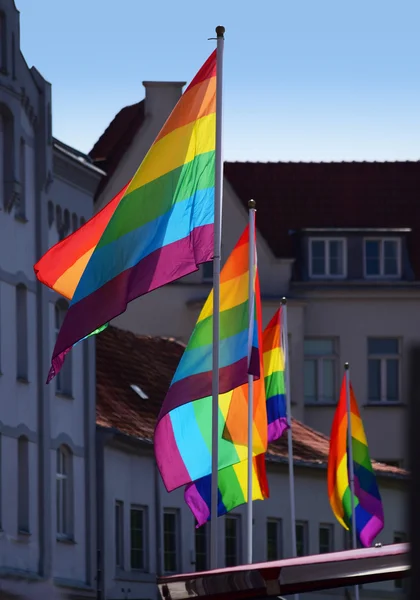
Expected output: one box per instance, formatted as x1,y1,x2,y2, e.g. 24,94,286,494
328,375,384,547
263,307,289,441
37,50,217,382
154,224,268,492
184,274,269,526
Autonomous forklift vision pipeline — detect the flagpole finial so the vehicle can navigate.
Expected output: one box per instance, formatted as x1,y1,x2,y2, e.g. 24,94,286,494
281,297,287,305
344,362,349,370
216,25,225,38
248,198,256,210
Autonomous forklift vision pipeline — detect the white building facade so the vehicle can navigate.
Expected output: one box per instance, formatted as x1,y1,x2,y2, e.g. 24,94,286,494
0,1,102,596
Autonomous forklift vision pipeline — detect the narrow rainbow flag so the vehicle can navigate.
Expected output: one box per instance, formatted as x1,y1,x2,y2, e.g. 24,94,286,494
263,307,289,442
44,50,217,382
328,375,384,547
184,274,269,526
154,224,268,492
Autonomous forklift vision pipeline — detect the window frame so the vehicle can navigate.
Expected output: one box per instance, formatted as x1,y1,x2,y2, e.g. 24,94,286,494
56,446,73,540
163,508,180,575
304,337,338,404
363,237,401,279
295,520,309,557
225,514,241,567
319,523,334,554
130,504,148,572
367,337,401,404
115,500,124,570
266,518,283,561
308,237,347,279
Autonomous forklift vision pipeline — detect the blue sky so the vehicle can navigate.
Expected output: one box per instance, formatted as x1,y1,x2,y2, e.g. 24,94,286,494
16,0,419,162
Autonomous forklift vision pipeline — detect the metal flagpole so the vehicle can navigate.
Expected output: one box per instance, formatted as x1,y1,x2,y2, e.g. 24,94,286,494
344,362,360,600
210,25,225,571
246,199,257,564
280,297,299,600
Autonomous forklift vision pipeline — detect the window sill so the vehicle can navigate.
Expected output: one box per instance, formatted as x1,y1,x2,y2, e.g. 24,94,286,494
364,402,406,408
115,569,155,583
15,214,28,224
18,529,31,536
55,392,74,400
56,535,76,544
16,376,29,385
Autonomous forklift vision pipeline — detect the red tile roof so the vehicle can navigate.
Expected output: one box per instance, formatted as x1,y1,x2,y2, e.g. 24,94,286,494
96,325,406,478
224,160,420,277
89,100,145,201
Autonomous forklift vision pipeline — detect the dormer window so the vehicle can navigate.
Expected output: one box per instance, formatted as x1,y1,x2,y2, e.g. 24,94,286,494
364,238,400,278
309,238,346,278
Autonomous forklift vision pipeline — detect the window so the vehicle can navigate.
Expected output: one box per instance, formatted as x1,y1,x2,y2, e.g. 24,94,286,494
304,338,337,403
364,239,400,278
202,262,213,282
56,446,73,538
368,338,400,403
267,518,282,561
225,515,241,567
11,33,15,79
163,509,179,574
393,532,407,589
195,523,208,571
130,506,146,571
115,501,124,569
71,213,78,233
319,524,333,554
16,284,28,381
17,138,26,219
309,238,345,278
296,521,308,557
18,436,29,533
55,302,72,395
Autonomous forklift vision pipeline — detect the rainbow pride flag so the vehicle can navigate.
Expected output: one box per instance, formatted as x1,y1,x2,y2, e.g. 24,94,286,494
328,375,384,547
263,307,289,441
154,224,268,492
42,50,217,382
184,274,269,526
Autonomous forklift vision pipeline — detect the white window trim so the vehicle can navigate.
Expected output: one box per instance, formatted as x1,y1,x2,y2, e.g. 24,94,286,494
367,338,401,404
308,237,347,279
163,508,180,575
56,446,73,540
130,504,148,572
363,237,401,279
304,338,338,404
225,514,241,567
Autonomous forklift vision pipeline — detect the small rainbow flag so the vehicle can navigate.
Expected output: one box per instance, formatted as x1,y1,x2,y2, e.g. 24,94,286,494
328,375,384,547
154,224,268,492
263,307,289,442
39,50,217,382
184,274,269,526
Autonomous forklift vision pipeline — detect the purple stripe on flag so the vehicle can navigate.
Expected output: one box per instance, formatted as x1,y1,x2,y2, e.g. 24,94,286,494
268,417,289,443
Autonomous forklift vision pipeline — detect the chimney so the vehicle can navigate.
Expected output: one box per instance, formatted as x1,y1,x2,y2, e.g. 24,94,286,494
143,81,186,135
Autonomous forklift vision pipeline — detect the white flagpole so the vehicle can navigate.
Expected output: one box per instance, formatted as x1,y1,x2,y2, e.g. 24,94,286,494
246,199,257,564
280,297,299,600
210,25,225,571
344,362,360,600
